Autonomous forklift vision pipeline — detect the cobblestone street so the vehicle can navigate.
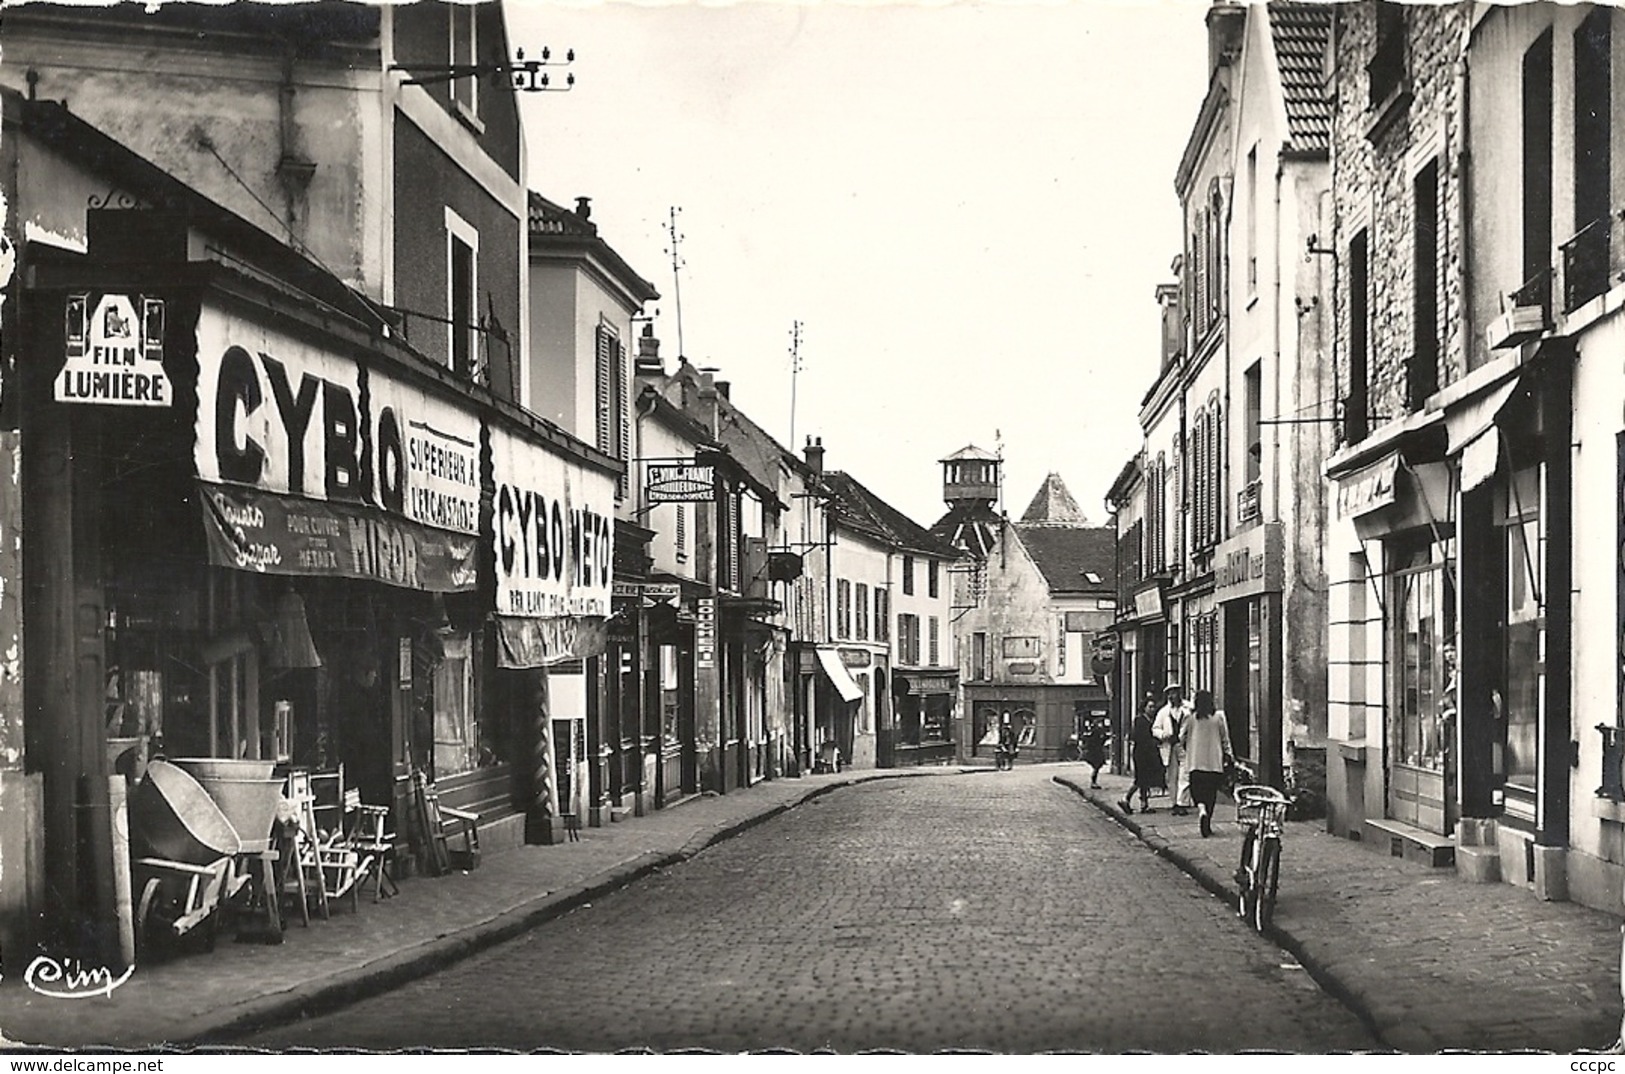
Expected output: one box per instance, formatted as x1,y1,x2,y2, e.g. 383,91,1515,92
247,769,1376,1052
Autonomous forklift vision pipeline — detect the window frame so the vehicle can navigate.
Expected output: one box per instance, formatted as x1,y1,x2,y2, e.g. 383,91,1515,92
445,206,479,381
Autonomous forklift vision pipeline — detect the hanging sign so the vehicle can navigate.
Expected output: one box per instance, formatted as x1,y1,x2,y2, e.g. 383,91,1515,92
57,293,171,406
490,424,615,619
646,461,716,503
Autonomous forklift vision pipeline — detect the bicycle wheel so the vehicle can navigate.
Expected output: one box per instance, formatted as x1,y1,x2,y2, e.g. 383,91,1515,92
1235,831,1257,922
1251,839,1281,932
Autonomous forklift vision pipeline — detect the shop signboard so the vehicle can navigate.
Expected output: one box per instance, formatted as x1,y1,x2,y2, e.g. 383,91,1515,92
1214,523,1284,602
489,424,615,620
58,293,171,407
1335,453,1400,519
645,461,716,503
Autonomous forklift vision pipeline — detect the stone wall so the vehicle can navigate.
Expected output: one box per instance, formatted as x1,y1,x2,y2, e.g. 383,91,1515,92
1331,2,1473,427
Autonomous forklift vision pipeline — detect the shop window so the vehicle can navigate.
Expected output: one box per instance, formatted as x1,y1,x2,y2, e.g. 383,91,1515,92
1500,465,1543,794
1391,540,1455,774
660,644,680,750
432,635,477,779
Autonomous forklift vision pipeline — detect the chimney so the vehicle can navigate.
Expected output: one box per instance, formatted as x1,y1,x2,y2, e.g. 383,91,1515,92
574,196,592,222
1206,3,1246,76
715,381,730,400
803,435,824,474
635,322,663,376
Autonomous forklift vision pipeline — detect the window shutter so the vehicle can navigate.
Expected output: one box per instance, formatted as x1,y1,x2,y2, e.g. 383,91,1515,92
675,504,687,558
594,325,613,454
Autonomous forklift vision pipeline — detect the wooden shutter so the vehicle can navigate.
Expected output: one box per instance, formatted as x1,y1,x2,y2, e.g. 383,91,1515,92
594,324,613,453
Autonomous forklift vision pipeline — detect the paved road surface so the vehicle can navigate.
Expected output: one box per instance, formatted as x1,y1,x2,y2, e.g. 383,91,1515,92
248,768,1376,1052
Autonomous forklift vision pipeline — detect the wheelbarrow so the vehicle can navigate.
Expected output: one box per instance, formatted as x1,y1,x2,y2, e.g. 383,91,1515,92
128,760,243,956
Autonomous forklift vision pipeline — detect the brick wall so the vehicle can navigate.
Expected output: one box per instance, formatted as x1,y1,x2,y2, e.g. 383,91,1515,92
1331,2,1472,433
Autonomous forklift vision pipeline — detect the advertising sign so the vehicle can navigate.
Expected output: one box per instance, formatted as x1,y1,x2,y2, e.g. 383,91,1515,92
646,461,716,503
490,424,615,620
368,369,481,535
695,598,716,668
199,482,476,592
195,306,366,502
58,293,171,407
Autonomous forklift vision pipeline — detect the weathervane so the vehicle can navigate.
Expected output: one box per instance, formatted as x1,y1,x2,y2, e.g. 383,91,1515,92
390,46,576,93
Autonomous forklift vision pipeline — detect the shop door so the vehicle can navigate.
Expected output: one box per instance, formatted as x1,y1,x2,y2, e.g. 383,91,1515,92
1388,544,1454,835
1223,604,1252,763
552,717,577,818
678,644,698,795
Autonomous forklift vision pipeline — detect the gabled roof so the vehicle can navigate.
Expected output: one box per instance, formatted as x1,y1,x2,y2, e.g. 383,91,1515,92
1019,473,1087,525
527,191,659,304
1270,2,1333,156
1014,525,1117,595
824,472,963,559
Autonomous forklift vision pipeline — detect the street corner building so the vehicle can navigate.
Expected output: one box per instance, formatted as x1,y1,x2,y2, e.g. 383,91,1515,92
0,1,621,969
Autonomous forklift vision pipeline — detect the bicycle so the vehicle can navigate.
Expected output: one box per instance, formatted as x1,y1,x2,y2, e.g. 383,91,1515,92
1233,782,1291,933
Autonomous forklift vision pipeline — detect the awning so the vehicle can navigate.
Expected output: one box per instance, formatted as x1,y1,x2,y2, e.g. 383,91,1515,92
816,647,865,703
1445,376,1521,493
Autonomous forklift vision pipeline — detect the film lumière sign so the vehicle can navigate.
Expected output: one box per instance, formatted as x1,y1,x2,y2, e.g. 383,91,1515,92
58,293,172,406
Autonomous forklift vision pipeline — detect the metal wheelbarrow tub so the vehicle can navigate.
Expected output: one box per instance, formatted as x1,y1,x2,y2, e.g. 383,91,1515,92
170,758,282,854
130,760,242,865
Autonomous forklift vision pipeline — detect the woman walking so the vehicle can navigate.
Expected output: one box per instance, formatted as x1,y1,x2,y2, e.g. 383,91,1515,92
1180,689,1235,837
1121,694,1164,814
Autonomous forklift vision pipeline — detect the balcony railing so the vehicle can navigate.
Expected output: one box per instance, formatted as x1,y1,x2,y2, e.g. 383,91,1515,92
1236,479,1261,525
1561,214,1613,313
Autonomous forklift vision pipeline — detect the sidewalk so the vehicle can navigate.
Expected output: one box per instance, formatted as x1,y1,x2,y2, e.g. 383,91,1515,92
0,767,979,1051
1058,769,1624,1053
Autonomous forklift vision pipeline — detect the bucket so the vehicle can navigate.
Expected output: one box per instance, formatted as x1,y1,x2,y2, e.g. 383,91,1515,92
129,761,241,864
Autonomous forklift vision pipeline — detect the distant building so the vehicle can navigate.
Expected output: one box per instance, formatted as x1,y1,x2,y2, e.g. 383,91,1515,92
931,457,1116,764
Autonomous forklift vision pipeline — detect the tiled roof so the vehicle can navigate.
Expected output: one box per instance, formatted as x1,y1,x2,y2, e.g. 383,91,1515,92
527,191,659,303
1270,2,1332,156
824,472,963,559
1014,525,1117,595
1019,473,1087,525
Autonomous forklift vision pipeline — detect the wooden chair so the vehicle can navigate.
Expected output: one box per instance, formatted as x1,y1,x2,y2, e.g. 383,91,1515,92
350,800,398,901
408,770,481,874
280,770,327,922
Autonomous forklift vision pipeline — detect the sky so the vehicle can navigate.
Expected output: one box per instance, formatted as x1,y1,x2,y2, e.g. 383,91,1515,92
511,0,1211,528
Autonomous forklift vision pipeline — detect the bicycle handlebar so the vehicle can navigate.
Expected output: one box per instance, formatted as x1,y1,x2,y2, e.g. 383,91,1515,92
1233,784,1291,806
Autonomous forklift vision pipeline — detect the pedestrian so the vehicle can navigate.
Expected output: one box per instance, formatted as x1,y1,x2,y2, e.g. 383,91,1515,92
1180,689,1235,837
1154,683,1193,815
997,713,1017,771
1081,717,1108,788
1121,694,1164,814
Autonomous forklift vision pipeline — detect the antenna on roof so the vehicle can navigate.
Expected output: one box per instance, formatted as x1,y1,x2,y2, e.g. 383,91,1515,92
788,320,804,450
665,206,687,361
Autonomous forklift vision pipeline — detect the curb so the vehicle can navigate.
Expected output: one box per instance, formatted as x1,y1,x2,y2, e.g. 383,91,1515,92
188,767,974,1046
1051,774,1391,1051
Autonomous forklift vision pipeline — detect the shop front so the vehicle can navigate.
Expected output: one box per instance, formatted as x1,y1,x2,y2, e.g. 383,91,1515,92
1213,523,1284,785
890,669,958,766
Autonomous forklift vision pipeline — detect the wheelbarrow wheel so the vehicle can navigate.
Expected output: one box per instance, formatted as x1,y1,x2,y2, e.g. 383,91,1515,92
136,878,164,960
